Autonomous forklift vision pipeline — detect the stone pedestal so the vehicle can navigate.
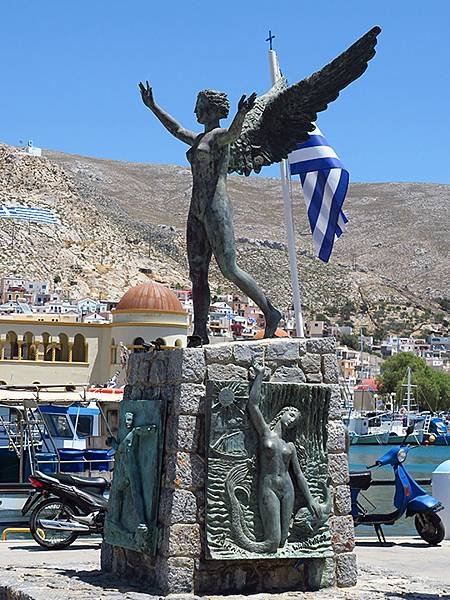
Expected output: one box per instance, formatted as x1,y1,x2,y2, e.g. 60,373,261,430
101,338,356,594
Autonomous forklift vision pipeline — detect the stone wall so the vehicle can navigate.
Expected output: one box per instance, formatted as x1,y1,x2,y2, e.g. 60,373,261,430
101,338,355,594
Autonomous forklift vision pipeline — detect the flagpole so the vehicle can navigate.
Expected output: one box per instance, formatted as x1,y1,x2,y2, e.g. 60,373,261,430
267,43,304,337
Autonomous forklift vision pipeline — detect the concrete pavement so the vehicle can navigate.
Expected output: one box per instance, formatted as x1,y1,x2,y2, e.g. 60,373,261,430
0,536,450,599
356,536,450,586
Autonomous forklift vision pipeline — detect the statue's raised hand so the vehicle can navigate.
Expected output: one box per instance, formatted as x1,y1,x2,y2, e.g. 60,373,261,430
237,92,257,114
139,81,155,109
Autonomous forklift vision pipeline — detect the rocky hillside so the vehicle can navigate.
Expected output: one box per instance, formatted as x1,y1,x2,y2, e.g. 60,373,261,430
1,142,448,335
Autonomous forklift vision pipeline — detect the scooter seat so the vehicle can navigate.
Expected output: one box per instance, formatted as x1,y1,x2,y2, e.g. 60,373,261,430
53,473,107,489
349,470,372,490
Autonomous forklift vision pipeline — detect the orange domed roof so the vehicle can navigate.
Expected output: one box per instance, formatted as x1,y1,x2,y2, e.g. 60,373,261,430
115,282,183,312
253,328,290,340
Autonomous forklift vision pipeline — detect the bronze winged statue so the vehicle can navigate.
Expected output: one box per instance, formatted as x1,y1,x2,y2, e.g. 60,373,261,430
139,26,381,345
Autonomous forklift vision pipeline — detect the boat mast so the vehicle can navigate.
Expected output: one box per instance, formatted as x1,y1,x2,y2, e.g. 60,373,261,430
406,366,412,427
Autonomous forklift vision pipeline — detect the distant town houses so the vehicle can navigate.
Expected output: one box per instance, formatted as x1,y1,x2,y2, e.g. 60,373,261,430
0,274,448,387
0,276,116,322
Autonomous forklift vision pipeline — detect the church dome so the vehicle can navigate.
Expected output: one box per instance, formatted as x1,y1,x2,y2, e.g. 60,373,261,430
115,282,183,312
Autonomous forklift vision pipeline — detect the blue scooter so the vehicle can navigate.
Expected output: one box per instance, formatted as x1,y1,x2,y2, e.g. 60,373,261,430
349,425,445,544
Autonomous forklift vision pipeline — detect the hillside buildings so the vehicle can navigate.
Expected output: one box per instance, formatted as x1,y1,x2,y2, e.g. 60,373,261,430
0,281,188,386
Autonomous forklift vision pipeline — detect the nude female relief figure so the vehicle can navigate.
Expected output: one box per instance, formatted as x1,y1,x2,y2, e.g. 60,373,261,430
225,363,325,553
139,27,380,345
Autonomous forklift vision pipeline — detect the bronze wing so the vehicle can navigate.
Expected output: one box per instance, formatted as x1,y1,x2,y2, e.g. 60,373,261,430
229,26,381,176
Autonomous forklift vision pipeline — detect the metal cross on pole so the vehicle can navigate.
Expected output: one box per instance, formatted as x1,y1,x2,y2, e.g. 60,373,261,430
266,30,275,51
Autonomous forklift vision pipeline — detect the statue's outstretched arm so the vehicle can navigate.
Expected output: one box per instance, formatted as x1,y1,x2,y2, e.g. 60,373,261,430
139,81,196,146
216,93,257,146
247,363,269,436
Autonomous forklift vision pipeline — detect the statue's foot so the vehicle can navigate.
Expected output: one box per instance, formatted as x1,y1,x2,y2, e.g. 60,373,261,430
188,333,208,347
264,302,282,338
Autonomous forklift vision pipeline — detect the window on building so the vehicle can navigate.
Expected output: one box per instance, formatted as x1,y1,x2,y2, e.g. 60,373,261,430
42,414,73,438
72,334,86,362
69,414,94,437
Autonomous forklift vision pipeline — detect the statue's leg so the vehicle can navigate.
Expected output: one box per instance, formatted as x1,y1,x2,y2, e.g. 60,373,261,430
187,212,212,344
280,489,295,547
259,487,281,551
203,203,281,337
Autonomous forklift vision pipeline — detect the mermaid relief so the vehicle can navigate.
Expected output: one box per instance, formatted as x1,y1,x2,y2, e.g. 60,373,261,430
226,363,326,553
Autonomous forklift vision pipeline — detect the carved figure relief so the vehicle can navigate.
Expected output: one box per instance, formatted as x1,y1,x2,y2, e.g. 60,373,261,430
104,399,165,554
206,370,332,559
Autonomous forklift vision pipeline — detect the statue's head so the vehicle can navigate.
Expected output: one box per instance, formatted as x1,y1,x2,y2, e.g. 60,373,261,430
195,89,230,123
270,406,300,432
125,411,134,429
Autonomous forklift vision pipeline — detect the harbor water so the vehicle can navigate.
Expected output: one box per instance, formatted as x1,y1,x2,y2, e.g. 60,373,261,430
349,444,450,537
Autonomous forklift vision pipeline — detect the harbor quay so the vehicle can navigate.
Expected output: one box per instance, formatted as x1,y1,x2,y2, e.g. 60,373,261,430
0,537,450,599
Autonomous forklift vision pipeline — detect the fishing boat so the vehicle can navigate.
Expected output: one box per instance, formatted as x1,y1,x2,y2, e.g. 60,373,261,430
345,411,424,446
0,384,121,524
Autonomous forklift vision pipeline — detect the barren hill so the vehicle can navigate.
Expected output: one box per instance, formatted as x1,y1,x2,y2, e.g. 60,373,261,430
1,142,449,335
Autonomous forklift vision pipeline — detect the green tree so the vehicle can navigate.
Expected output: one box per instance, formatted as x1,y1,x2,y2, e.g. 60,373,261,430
339,334,360,351
378,352,450,411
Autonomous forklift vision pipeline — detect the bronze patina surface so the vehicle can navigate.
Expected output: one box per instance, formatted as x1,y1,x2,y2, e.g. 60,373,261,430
139,27,381,345
104,399,166,554
205,368,332,560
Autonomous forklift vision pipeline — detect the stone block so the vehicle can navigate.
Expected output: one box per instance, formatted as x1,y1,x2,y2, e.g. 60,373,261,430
156,555,195,594
168,348,206,384
334,484,352,516
148,353,169,385
165,414,202,454
206,363,248,381
330,515,355,553
204,344,233,364
336,552,358,587
126,384,145,401
270,365,306,383
327,420,347,454
298,338,307,355
299,353,321,373
233,342,265,366
165,451,205,490
322,353,340,384
126,354,140,386
159,523,201,558
100,540,113,571
136,353,154,384
306,372,323,383
122,384,133,401
265,339,300,362
328,384,343,420
172,383,205,415
306,337,336,354
304,556,336,590
158,488,198,525
328,453,349,486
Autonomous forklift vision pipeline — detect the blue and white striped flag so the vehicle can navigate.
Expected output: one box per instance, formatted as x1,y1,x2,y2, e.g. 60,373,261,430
0,205,59,225
288,126,349,262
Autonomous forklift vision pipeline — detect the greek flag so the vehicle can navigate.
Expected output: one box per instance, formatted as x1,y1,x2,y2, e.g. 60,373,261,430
0,205,59,225
288,126,349,262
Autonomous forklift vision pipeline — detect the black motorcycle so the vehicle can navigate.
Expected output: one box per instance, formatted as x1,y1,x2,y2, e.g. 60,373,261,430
22,471,108,549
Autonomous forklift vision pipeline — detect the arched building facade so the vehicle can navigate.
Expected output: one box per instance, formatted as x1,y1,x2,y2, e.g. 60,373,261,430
0,282,188,386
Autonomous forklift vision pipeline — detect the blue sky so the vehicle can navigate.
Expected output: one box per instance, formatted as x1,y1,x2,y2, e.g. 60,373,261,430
1,1,449,183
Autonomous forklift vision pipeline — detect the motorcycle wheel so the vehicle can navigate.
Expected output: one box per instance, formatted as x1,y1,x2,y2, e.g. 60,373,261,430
414,511,445,545
30,498,79,549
